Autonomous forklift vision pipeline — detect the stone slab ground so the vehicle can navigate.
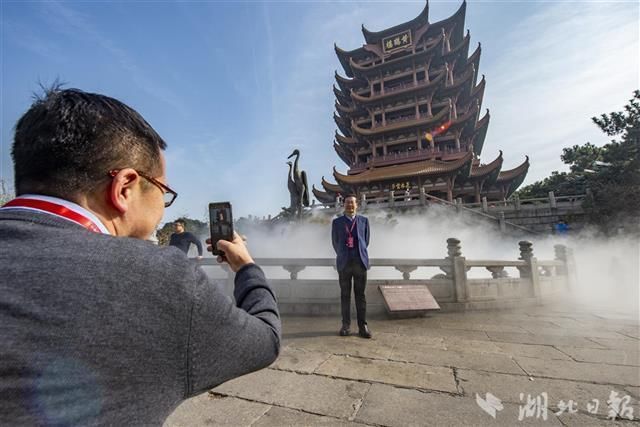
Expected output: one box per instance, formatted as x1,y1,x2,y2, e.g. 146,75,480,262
166,302,639,426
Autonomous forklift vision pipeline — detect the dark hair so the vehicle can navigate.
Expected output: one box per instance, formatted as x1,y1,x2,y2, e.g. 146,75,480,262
174,219,186,226
344,193,357,200
12,86,167,197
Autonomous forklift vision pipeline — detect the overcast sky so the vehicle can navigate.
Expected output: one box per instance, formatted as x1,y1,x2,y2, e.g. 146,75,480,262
1,0,638,221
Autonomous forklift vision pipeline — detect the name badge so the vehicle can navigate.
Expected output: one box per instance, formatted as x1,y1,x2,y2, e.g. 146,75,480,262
347,236,354,248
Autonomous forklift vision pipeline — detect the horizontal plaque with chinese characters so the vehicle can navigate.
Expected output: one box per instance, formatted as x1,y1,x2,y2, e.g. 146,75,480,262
382,30,412,54
379,284,440,312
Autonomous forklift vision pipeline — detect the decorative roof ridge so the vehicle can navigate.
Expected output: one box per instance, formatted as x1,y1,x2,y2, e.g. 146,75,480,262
444,30,470,58
334,42,364,56
361,1,430,44
335,131,356,144
351,103,450,136
497,156,530,182
351,70,445,104
312,185,338,203
321,176,344,193
335,71,365,86
466,42,481,69
427,1,466,35
471,151,503,177
332,150,473,184
476,108,490,128
335,101,356,114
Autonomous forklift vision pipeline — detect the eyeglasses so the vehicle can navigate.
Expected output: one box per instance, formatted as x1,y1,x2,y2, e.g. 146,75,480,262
109,169,178,207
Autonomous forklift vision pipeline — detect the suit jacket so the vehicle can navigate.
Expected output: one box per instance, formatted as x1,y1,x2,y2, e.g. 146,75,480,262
0,208,281,426
332,214,370,271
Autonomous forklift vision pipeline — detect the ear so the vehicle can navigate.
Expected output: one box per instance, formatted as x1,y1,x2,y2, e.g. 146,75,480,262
108,169,140,214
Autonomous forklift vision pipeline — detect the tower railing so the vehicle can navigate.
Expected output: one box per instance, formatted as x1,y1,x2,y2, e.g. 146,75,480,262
193,239,574,314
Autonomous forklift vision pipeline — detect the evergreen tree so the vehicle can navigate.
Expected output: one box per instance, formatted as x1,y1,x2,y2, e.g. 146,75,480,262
516,90,639,234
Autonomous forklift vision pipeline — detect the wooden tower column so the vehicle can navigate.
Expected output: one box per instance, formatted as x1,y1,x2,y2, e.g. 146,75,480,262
447,176,454,202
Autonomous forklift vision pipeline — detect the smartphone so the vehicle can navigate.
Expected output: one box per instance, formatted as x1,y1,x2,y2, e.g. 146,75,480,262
209,202,234,256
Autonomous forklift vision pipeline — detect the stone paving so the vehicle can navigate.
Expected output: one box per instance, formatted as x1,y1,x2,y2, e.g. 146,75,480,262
165,303,639,426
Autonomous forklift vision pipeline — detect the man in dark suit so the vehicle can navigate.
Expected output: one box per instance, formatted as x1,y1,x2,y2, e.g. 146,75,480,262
331,194,372,338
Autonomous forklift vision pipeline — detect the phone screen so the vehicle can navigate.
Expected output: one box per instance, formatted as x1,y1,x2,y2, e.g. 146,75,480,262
209,202,234,256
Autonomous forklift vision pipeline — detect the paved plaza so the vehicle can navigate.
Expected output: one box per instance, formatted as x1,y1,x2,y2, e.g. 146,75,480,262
166,303,639,426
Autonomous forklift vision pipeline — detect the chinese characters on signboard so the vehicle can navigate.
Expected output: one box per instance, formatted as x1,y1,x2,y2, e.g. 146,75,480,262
391,182,411,191
382,30,412,54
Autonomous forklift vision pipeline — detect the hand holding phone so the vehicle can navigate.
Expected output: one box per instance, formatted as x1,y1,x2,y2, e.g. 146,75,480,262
208,232,254,272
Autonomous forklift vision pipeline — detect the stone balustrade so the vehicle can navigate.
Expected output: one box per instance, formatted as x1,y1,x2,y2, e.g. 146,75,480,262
194,239,574,315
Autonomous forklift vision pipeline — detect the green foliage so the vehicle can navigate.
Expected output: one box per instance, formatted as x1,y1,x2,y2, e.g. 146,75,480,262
560,143,603,174
516,171,586,199
0,180,14,206
516,90,640,234
156,217,208,246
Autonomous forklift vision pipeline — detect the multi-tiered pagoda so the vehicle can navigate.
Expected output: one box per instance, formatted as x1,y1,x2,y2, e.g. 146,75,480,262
313,1,529,205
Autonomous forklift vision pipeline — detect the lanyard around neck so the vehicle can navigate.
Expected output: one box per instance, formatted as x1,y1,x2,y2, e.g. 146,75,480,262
2,197,103,233
345,216,357,237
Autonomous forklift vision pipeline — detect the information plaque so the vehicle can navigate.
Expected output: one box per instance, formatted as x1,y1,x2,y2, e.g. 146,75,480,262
378,284,440,312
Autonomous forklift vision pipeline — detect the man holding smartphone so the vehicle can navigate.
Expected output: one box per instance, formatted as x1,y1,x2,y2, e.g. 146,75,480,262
0,87,280,425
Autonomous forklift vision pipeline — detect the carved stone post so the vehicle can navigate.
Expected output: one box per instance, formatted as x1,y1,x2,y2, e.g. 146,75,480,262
514,194,521,211
554,244,568,276
555,244,576,292
549,191,557,209
442,238,468,302
389,190,395,208
518,241,540,297
517,241,533,278
499,212,506,233
482,196,488,212
420,186,426,206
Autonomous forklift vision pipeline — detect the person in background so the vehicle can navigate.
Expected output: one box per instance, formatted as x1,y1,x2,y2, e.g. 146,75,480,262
555,219,569,235
331,194,372,338
0,87,280,426
169,219,203,259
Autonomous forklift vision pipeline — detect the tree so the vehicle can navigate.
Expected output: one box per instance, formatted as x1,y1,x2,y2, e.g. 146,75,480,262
582,90,640,233
516,90,640,234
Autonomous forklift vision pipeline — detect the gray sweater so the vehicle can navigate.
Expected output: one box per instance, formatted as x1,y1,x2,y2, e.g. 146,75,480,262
0,209,281,426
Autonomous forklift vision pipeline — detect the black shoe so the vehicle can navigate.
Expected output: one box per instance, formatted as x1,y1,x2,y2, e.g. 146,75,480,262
358,324,372,339
339,326,350,336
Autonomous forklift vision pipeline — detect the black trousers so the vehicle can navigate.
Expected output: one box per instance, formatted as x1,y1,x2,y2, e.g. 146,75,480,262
338,258,367,328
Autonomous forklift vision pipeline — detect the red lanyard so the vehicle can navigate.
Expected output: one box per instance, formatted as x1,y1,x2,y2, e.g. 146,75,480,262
345,216,357,238
2,198,103,233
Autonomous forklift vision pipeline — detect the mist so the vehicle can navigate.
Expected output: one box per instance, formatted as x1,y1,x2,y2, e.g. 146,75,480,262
222,206,639,317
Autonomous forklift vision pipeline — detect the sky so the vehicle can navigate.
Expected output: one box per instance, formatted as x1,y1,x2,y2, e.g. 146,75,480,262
1,0,638,222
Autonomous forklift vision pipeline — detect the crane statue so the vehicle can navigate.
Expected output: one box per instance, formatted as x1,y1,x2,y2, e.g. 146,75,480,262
286,149,310,218
286,161,297,213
